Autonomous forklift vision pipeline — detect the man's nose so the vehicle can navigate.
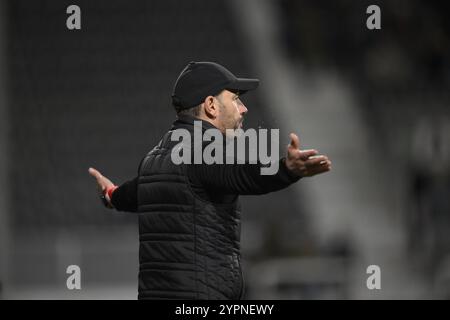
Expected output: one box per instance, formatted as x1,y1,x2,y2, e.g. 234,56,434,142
239,103,248,115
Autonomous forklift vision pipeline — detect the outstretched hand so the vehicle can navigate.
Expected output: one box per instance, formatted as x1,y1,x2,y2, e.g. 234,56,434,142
285,133,331,177
88,167,115,208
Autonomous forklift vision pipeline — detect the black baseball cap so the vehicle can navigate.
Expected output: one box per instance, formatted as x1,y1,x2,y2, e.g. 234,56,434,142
171,61,260,110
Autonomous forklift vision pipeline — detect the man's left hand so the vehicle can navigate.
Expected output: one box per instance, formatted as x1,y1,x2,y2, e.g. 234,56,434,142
285,133,332,177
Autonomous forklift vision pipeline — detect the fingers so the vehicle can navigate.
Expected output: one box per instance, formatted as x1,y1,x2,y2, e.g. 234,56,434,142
304,155,328,167
88,167,100,177
308,165,330,176
306,157,332,176
285,133,332,176
88,167,103,180
288,148,320,163
289,133,300,150
298,149,318,160
288,134,320,161
88,167,106,192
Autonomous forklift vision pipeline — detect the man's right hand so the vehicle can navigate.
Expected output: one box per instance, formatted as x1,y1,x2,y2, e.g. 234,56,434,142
88,167,116,208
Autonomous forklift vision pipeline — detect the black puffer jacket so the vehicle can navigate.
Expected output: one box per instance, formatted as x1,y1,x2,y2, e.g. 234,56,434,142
130,116,300,299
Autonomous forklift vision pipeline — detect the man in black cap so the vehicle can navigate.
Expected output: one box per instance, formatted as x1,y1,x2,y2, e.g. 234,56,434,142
89,61,331,299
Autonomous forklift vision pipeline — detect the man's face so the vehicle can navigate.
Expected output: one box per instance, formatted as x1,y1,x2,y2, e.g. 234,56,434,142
215,90,248,132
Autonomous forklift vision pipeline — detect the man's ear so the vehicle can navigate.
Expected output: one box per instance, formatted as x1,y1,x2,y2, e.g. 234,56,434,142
203,95,218,119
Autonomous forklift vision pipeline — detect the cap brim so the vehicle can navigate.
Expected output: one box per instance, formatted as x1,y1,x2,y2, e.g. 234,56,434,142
227,78,260,93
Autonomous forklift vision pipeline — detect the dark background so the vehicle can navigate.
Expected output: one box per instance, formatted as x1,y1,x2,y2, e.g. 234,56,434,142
0,0,448,299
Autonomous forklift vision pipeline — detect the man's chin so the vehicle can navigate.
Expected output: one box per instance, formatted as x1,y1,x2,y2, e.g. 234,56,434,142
224,122,243,134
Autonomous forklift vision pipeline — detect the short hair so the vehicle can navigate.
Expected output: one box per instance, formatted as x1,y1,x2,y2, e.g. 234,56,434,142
175,104,202,117
175,92,226,117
